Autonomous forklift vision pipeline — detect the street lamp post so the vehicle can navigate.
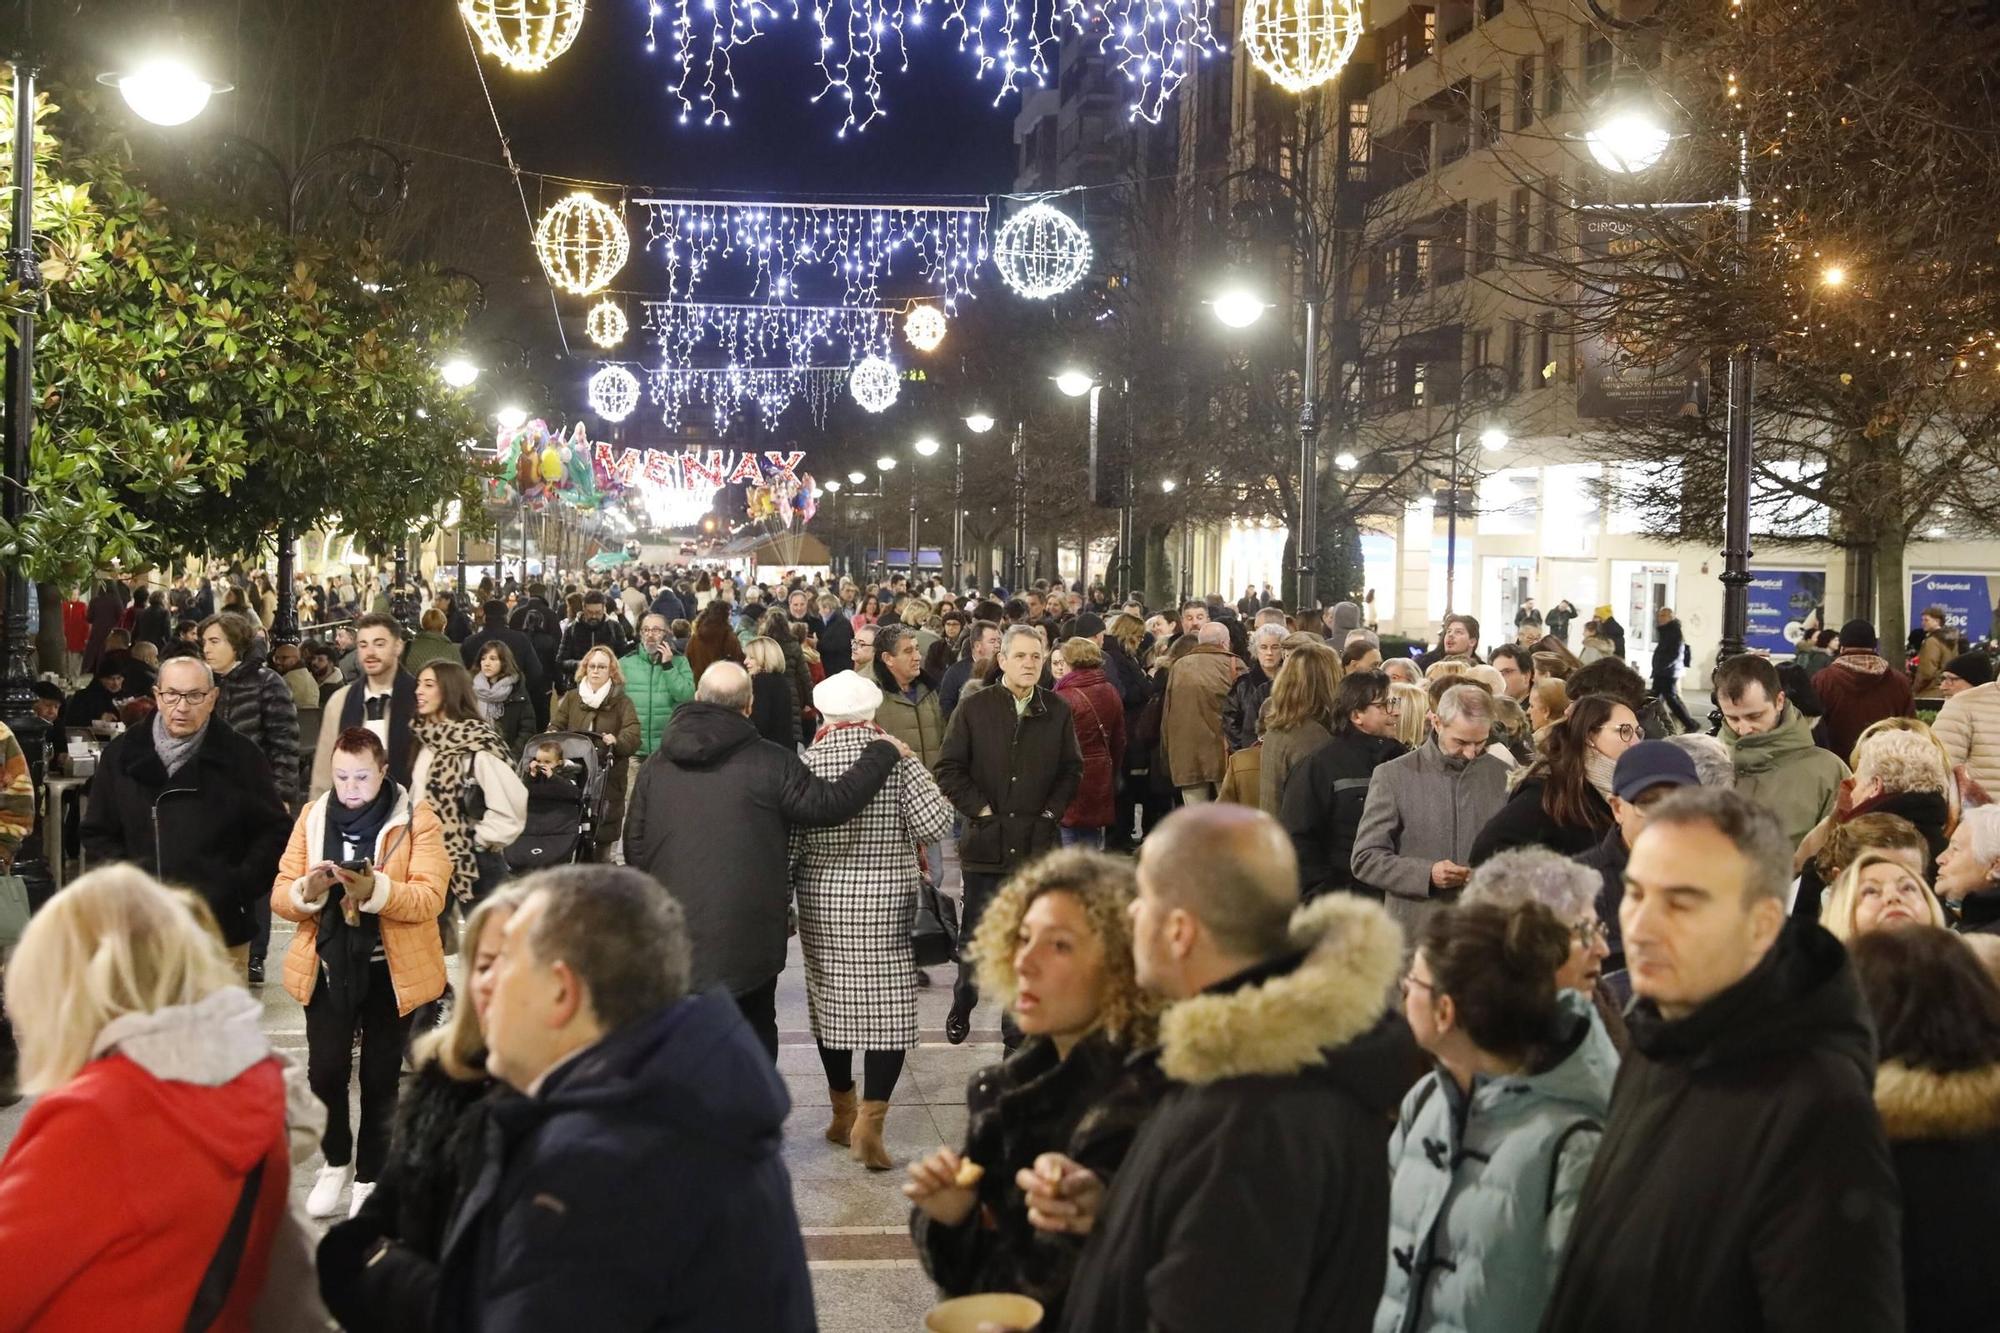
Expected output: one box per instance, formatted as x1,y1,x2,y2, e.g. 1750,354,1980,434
1011,422,1028,592
1444,422,1510,618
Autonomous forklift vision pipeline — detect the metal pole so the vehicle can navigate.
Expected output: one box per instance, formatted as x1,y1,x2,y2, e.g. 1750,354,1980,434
1445,430,1460,617
455,524,467,604
907,481,920,583
1,55,45,744
875,495,886,584
950,442,965,596
1179,506,1193,603
1297,299,1320,614
1719,135,1756,660
1011,420,1027,591
272,525,299,643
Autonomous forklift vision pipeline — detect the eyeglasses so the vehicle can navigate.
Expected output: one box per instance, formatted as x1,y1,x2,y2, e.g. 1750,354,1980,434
1397,972,1436,999
158,688,212,708
1600,723,1644,743
1571,918,1611,948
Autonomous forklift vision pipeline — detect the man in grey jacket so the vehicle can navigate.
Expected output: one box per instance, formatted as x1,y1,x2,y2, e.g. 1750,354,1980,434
1350,683,1512,934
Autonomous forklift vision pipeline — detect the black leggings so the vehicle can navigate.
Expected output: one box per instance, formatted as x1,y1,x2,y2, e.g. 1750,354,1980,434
815,1043,907,1101
304,960,413,1181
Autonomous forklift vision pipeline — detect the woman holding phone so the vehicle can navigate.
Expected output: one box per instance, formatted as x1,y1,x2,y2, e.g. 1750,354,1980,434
271,726,452,1221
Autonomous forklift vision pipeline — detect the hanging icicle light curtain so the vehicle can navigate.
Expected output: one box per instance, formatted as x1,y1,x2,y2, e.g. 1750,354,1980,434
903,303,947,352
588,364,642,421
460,0,589,73
648,365,850,430
535,192,630,295
848,354,902,413
639,300,899,369
643,0,1223,130
637,197,989,305
586,299,629,348
993,200,1093,299
1239,0,1365,95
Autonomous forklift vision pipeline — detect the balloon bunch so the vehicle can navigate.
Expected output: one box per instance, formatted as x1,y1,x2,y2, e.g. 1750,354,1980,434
485,420,605,511
746,468,818,528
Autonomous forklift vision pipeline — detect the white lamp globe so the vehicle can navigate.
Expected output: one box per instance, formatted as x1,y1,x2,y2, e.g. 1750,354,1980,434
876,456,898,471
1479,426,1510,452
1211,289,1270,329
1586,106,1672,175
440,356,480,389
496,405,528,431
1054,369,1094,398
964,412,997,434
914,437,941,457
104,57,225,127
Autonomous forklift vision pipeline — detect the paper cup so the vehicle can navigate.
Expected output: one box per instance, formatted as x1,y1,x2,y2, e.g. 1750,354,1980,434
923,1292,1045,1332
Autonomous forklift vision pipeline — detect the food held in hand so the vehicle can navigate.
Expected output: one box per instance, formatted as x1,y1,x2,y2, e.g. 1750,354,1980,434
953,1159,985,1189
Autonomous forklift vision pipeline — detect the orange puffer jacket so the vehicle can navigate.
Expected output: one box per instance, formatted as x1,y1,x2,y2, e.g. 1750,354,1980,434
271,790,451,1016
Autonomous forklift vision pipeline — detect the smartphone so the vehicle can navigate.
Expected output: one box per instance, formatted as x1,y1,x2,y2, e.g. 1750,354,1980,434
335,859,371,875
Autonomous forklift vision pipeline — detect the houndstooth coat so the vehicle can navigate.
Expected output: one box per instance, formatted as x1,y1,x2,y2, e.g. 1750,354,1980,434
790,721,956,1050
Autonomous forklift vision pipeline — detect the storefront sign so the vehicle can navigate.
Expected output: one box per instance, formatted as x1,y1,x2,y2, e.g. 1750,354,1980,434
1575,212,1710,420
1909,572,1993,642
1745,569,1826,655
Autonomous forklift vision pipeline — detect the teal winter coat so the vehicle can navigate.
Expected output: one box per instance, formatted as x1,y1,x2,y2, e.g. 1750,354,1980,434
622,649,696,758
1374,992,1618,1333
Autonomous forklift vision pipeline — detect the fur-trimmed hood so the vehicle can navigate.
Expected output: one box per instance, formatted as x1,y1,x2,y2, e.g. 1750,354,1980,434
1875,1060,2000,1141
1159,893,1403,1086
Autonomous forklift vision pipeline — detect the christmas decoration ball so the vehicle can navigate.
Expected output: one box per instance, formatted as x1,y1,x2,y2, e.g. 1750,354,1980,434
534,192,629,296
589,365,641,422
586,299,628,348
903,304,948,353
849,355,901,414
460,0,588,74
993,202,1092,301
1240,0,1366,95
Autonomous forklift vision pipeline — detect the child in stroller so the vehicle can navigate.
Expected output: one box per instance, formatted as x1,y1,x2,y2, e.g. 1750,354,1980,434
505,734,606,870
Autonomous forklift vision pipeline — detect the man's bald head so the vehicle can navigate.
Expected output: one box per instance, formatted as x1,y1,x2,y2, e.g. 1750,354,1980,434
1138,804,1299,960
696,660,753,713
1197,621,1230,649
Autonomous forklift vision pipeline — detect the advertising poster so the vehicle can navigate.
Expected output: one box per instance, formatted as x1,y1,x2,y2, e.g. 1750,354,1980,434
1745,569,1826,656
1909,572,1993,643
1575,212,1710,420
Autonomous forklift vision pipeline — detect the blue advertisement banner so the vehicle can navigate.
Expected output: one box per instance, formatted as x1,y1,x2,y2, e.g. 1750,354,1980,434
1910,573,1993,643
1745,569,1826,655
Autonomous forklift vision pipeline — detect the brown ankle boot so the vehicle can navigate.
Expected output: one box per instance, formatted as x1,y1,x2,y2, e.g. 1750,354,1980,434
851,1099,894,1171
825,1087,857,1147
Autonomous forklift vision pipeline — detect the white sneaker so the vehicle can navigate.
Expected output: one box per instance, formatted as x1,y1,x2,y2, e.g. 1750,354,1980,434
347,1179,377,1219
307,1163,354,1219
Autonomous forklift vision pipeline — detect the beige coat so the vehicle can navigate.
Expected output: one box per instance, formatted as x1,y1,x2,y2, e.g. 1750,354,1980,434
1164,645,1240,787
1935,682,2000,792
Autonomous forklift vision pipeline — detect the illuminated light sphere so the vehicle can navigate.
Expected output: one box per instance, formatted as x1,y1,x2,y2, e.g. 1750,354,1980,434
99,57,228,127
496,405,528,431
1211,289,1270,329
586,299,628,348
1586,106,1673,175
993,202,1093,301
459,0,588,74
588,365,641,422
1240,0,1367,96
903,304,948,353
533,192,629,296
439,356,480,389
849,355,901,413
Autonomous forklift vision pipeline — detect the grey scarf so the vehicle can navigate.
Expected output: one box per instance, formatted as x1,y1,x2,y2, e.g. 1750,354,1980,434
151,713,204,777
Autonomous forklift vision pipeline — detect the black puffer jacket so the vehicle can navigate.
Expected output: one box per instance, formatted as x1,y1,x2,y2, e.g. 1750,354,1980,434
934,684,1084,876
1468,777,1613,866
1060,897,1423,1333
913,1032,1164,1327
1540,921,1903,1333
1873,1059,2000,1333
1221,663,1273,752
1277,730,1407,898
215,653,302,804
624,702,897,993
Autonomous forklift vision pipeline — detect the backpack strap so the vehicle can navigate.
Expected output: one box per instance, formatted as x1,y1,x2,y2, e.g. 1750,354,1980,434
185,1158,267,1332
1544,1117,1602,1216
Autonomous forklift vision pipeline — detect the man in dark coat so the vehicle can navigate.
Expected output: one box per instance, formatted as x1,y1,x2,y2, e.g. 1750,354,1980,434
933,625,1084,1044
506,582,553,633
1222,624,1284,752
649,582,688,624
623,662,905,1058
79,656,292,962
434,867,814,1333
461,599,549,731
1811,617,1916,759
434,591,472,644
1041,805,1421,1333
1279,670,1406,899
815,593,854,677
555,591,630,679
1649,607,1697,731
1541,787,1903,1333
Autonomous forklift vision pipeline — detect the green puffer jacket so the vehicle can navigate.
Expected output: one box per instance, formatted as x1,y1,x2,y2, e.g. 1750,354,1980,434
874,678,946,770
1375,992,1618,1333
621,649,696,758
1718,701,1849,849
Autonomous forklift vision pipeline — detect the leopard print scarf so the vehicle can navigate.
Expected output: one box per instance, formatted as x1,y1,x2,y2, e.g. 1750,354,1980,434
413,715,513,902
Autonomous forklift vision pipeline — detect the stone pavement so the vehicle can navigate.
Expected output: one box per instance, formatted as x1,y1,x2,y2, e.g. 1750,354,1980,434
0,890,999,1330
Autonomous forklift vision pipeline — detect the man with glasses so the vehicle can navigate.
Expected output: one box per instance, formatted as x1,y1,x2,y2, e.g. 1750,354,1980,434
622,613,695,761
1278,670,1408,900
79,656,291,976
849,623,878,677
1488,643,1536,704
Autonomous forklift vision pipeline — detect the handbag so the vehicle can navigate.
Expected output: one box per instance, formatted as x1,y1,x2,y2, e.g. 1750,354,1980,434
912,878,960,969
0,873,30,953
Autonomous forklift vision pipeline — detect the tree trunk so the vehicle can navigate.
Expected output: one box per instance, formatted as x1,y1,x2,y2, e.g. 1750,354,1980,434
34,583,66,677
1875,531,1908,657
1141,523,1172,607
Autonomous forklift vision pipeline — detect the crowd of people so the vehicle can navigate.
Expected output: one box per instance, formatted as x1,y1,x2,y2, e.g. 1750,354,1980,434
1,559,1999,1332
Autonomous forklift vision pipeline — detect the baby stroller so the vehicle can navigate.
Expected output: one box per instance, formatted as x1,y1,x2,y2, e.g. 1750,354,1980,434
505,731,611,871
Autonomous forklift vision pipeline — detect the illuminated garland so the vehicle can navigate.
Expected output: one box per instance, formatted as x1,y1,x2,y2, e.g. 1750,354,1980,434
642,0,1222,132
993,200,1092,299
645,363,851,429
639,300,898,369
637,196,989,304
1240,0,1364,95
903,303,947,352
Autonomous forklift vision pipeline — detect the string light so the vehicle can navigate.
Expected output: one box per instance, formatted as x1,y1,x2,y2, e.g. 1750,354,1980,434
1239,0,1365,95
586,299,629,348
637,196,988,305
588,365,642,421
849,354,902,413
649,364,849,429
903,303,947,352
460,0,588,73
534,192,630,295
640,300,898,369
993,200,1092,300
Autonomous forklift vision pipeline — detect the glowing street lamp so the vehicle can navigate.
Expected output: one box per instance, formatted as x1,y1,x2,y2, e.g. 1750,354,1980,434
1053,368,1095,398
440,356,480,389
1584,90,1673,175
1479,426,1511,452
876,456,897,471
1209,287,1271,329
495,405,528,431
964,412,996,434
914,436,940,457
848,470,867,484
99,55,232,127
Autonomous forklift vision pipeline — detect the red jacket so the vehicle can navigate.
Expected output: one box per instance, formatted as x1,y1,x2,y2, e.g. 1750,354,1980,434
1056,668,1127,829
0,1052,290,1331
1811,651,1916,760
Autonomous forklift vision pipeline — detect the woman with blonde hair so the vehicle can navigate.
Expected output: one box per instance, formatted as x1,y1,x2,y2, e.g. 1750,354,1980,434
1820,850,1947,942
1389,678,1432,749
905,850,1163,1327
1258,641,1343,817
744,634,802,747
0,866,293,1327
1528,677,1569,735
549,644,642,856
316,887,525,1329
1794,726,1958,919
